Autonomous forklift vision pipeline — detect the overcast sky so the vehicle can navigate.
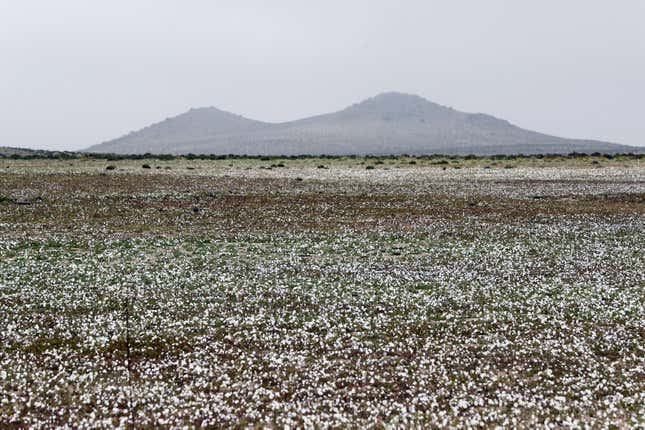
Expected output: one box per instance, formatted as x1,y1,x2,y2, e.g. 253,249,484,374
1,0,644,150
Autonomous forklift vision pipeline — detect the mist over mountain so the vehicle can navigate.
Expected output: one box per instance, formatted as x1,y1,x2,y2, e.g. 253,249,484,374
86,93,638,155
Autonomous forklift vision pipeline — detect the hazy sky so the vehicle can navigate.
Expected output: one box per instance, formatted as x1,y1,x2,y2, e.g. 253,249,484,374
1,0,644,150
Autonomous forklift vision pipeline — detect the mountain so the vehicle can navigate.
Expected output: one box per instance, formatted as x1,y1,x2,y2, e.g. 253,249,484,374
95,107,269,154
86,92,639,155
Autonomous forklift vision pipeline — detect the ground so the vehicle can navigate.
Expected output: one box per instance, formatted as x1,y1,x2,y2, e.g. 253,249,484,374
1,156,644,428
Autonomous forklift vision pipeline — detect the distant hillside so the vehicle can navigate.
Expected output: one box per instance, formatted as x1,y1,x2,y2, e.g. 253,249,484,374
0,146,40,156
88,92,640,155
96,107,269,154
0,146,73,158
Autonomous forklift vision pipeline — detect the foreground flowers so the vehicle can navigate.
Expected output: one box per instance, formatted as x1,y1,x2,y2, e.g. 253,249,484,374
1,158,643,428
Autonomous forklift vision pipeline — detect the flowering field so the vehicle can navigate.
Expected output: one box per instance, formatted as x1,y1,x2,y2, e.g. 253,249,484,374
1,157,644,428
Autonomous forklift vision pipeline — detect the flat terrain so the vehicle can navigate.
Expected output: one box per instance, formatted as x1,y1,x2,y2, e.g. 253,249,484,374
1,156,644,428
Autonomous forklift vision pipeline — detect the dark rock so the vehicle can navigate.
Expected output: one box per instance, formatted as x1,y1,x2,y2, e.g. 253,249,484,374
13,196,42,205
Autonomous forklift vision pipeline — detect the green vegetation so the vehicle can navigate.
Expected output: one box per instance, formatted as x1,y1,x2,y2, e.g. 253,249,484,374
1,150,644,162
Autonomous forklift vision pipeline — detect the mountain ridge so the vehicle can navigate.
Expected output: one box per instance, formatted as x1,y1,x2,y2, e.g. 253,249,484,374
86,92,640,155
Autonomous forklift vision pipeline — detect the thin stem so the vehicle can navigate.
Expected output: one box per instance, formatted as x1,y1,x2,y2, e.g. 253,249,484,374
124,285,135,429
